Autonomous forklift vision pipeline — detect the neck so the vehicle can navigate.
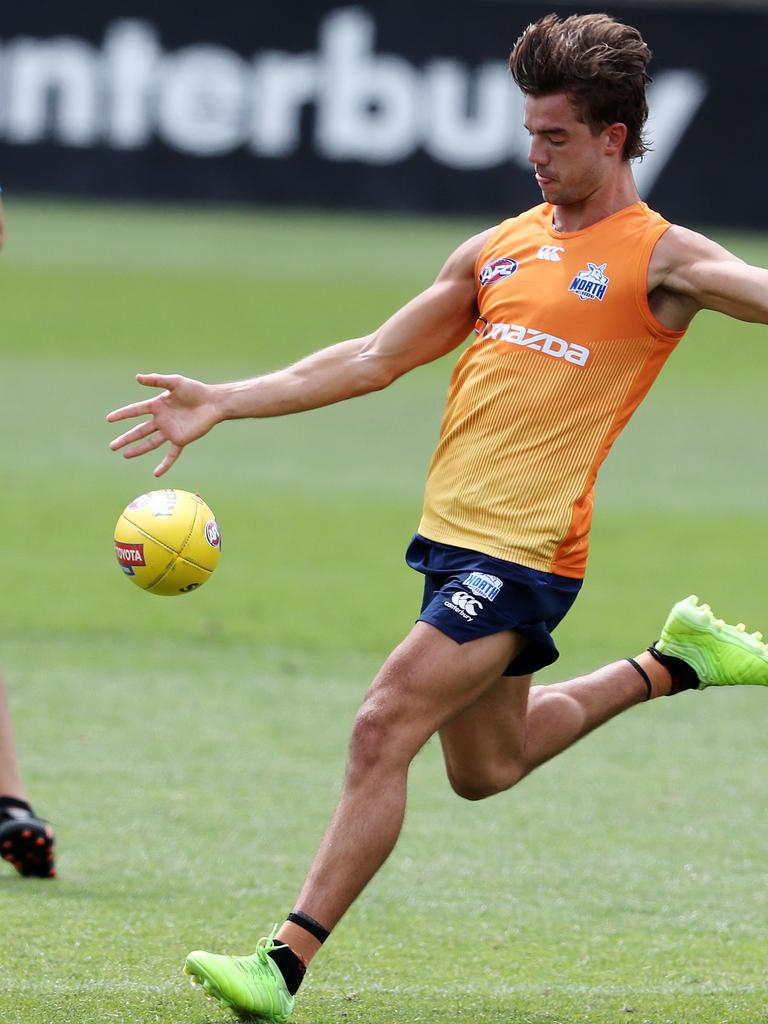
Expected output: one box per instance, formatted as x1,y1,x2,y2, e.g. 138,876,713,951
551,165,640,233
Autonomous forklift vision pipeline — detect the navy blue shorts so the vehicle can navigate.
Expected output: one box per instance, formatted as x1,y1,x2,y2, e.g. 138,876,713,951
405,534,582,676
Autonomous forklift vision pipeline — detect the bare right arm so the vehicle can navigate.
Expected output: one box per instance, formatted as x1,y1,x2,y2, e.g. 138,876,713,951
648,224,768,330
107,227,494,476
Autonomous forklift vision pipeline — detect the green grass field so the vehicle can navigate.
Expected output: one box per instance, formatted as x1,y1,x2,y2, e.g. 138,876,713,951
2,198,767,1024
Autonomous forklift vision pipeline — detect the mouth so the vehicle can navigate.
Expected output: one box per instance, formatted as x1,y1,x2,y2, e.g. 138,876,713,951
535,172,556,187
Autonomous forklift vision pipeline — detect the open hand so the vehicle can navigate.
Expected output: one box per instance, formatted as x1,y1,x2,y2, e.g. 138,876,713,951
107,372,220,477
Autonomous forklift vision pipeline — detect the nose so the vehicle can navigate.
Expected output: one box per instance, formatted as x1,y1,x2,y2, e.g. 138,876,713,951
528,136,548,167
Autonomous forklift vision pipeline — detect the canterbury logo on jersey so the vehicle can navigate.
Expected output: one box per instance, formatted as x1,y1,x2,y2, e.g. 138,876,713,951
447,591,483,618
475,318,590,367
536,245,565,262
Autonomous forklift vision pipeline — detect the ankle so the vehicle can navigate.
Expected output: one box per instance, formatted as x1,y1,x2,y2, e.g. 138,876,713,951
626,651,677,699
267,942,307,996
646,644,700,695
275,921,323,965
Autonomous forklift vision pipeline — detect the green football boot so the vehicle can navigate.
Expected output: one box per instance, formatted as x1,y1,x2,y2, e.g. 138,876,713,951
657,595,768,688
184,927,295,1023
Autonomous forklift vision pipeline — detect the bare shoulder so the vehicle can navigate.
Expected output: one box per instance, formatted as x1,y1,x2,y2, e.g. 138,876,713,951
650,224,744,284
647,221,768,326
437,225,499,282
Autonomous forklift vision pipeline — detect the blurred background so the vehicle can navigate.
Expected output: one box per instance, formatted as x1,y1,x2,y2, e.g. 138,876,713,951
0,0,765,225
3,4,768,1024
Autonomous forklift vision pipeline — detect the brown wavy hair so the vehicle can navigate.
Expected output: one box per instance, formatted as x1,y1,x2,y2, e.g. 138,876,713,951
508,13,652,160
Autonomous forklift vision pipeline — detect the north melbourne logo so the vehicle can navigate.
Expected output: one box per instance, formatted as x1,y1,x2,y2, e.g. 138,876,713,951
462,572,503,601
569,262,610,301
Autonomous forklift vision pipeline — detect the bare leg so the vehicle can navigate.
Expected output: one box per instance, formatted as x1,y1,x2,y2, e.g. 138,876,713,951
276,622,527,961
440,650,669,800
276,643,668,963
0,672,27,801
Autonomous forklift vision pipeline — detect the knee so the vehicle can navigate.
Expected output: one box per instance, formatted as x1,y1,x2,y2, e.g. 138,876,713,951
346,646,429,778
347,700,403,779
445,761,526,802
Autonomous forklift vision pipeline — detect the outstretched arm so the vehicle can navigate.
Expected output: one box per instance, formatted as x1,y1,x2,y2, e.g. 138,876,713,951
107,227,492,476
650,225,768,327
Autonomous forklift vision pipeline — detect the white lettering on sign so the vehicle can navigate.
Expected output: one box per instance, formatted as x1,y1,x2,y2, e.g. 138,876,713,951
0,8,707,185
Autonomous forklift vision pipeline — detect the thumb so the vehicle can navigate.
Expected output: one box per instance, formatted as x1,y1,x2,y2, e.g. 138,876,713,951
136,372,179,391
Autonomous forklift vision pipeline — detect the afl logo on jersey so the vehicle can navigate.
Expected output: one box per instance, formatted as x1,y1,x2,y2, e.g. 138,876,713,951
479,256,519,287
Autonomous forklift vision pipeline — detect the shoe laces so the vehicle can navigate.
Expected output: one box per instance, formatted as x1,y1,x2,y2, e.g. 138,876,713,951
241,925,282,972
255,925,281,953
231,926,291,1007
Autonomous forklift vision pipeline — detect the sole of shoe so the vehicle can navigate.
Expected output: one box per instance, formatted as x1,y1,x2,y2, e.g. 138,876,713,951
0,817,56,878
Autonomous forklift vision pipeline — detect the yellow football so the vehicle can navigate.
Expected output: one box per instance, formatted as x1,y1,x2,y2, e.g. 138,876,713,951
114,489,221,596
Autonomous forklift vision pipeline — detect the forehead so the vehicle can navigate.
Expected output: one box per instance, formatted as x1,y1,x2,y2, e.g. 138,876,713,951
523,92,584,131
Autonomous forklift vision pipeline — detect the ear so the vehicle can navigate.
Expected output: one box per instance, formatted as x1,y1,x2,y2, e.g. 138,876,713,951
604,122,628,156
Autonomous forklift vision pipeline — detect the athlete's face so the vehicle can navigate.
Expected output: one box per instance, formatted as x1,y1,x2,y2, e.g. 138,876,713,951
524,93,619,207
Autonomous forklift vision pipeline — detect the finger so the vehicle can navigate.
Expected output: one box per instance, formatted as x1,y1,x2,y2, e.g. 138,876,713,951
107,374,175,422
109,420,158,451
121,434,167,459
136,372,178,389
107,397,163,424
154,443,182,478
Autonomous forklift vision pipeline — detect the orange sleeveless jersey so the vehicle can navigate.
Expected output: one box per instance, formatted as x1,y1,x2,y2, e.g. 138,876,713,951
417,201,686,578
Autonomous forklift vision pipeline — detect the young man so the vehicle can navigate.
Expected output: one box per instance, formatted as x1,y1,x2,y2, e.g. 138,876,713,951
108,13,768,1022
0,194,57,879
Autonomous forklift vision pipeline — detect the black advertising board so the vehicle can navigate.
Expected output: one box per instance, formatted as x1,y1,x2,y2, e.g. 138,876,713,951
0,2,763,227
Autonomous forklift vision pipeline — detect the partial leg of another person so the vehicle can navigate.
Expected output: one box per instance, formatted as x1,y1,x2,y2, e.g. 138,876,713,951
0,670,56,878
